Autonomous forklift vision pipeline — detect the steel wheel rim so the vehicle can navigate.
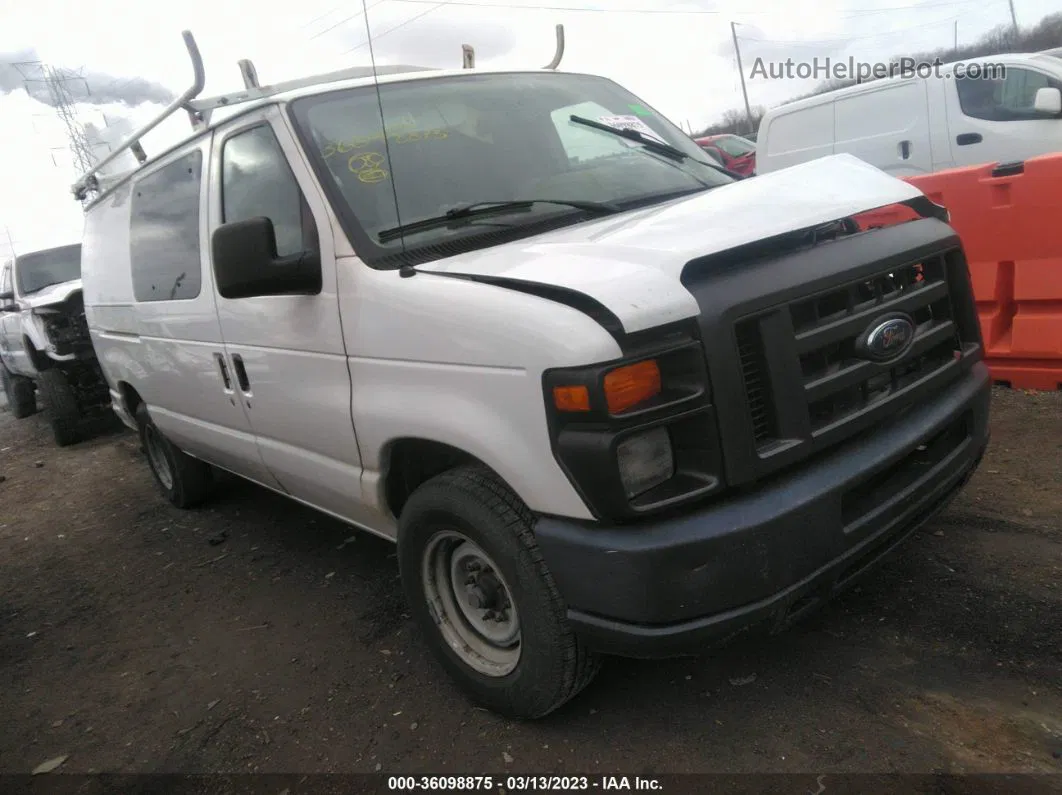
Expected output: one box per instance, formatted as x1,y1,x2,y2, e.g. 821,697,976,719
144,425,174,490
422,530,521,677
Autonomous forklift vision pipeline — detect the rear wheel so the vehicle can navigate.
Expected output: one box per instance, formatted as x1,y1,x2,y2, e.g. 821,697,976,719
398,465,600,719
1,363,36,419
135,402,214,508
37,369,81,446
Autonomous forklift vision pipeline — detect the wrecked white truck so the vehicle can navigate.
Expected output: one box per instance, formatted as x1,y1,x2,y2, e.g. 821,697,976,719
1,243,112,446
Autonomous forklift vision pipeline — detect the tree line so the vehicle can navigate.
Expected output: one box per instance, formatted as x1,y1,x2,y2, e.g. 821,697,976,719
693,11,1062,139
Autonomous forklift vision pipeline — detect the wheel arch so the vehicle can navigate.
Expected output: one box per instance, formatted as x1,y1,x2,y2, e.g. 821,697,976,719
381,437,508,521
116,380,144,416
23,335,50,372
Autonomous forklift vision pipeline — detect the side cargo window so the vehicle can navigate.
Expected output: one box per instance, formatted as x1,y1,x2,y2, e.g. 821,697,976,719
130,151,203,302
221,125,320,262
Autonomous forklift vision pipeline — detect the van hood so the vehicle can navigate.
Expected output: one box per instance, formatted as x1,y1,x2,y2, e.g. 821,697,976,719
22,279,82,310
416,154,930,334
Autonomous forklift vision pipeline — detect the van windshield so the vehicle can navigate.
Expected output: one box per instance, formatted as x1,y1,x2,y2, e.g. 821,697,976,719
15,244,82,295
289,72,732,265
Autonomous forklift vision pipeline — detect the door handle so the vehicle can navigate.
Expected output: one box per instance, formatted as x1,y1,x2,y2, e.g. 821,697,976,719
214,353,232,391
231,354,251,393
899,140,911,159
956,132,982,146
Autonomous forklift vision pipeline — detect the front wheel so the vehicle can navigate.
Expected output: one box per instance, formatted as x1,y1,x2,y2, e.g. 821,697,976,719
398,465,600,719
135,402,214,508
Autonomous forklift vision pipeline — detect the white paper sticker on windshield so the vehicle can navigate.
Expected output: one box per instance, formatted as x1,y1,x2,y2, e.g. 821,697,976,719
597,115,667,144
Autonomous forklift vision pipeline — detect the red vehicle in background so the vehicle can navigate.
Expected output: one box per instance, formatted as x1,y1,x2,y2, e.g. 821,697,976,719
694,133,757,176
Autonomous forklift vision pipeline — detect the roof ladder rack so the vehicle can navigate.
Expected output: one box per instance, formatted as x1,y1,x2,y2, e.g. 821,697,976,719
460,23,564,70
72,23,567,202
71,30,205,201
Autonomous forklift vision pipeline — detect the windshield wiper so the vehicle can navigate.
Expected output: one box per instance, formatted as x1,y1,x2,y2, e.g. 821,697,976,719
569,115,743,180
377,199,620,243
568,115,690,161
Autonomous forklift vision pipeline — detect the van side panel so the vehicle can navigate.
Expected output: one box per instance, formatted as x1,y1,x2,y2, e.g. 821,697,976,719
832,80,932,175
83,140,280,487
764,101,836,173
926,77,955,171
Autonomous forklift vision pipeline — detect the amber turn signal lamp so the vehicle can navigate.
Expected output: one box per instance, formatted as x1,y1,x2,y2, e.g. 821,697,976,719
553,384,591,412
604,359,661,414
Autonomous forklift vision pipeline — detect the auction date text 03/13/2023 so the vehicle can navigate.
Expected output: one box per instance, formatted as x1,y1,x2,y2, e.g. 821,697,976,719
387,776,664,791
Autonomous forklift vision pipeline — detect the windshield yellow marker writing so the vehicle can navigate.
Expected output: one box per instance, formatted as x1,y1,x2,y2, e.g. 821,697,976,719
322,129,448,160
348,151,389,184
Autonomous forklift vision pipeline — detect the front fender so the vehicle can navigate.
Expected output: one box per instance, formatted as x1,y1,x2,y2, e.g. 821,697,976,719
351,360,595,522
22,314,50,355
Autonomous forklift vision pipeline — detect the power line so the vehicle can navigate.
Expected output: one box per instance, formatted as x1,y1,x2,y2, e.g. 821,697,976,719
735,2,1006,45
340,1,454,55
380,0,982,16
309,0,391,40
384,0,720,13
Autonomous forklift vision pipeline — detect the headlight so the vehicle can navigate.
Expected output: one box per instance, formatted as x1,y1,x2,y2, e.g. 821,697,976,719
541,330,724,520
616,427,674,498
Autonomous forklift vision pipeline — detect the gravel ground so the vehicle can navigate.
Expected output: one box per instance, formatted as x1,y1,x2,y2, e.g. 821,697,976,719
0,386,1060,778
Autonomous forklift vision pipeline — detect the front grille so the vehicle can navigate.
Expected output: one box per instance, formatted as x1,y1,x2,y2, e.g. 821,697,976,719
736,321,777,444
735,253,965,457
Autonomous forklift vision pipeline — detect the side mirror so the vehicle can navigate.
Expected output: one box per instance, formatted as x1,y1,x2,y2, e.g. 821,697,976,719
1033,86,1062,115
0,291,15,312
211,217,321,300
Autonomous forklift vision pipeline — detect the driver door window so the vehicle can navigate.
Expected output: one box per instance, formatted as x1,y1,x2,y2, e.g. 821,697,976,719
221,125,320,259
957,68,1062,121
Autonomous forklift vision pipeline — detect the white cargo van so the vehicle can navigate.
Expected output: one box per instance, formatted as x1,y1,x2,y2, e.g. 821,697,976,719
76,30,991,718
757,52,1062,176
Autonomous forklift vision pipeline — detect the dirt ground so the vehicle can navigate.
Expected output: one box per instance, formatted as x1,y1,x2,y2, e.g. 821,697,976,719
0,386,1060,778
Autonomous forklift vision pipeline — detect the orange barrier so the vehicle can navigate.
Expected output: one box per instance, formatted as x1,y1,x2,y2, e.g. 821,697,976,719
852,154,1062,391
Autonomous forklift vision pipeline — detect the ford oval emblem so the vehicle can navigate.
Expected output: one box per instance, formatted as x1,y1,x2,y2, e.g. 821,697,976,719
856,313,916,362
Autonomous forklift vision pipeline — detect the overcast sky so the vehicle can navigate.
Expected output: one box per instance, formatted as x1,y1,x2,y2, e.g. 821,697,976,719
1,0,1055,261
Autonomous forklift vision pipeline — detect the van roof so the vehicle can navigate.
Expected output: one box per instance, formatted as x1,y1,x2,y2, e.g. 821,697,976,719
197,64,581,123
766,51,1060,116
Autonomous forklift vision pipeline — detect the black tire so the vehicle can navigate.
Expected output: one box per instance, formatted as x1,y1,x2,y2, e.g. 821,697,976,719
135,402,214,508
398,465,601,719
1,362,36,419
37,368,81,446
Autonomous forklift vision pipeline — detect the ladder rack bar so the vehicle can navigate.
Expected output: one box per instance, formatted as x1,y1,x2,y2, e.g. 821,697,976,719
544,24,565,70
238,59,260,89
71,29,205,201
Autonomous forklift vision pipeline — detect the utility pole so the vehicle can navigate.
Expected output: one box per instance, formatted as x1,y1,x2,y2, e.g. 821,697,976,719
1007,0,1018,34
14,61,98,197
730,21,754,135
954,20,958,50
